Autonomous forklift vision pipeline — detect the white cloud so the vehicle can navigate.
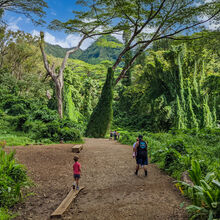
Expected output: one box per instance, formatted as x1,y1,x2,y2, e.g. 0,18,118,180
143,26,157,34
206,22,220,30
7,17,22,31
112,32,123,42
51,10,57,16
32,30,40,37
25,18,31,24
31,30,96,50
198,14,220,30
112,26,156,44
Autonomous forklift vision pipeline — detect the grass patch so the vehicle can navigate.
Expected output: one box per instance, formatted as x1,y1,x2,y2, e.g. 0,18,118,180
0,134,34,146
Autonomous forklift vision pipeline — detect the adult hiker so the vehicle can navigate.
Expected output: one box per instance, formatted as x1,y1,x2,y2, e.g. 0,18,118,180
134,135,148,176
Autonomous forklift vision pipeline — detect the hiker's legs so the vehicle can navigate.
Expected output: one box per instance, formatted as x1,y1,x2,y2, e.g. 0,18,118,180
76,178,79,188
73,177,76,189
143,165,148,176
135,164,139,175
73,174,80,189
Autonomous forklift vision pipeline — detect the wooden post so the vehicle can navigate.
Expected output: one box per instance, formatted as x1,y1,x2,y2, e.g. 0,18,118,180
51,186,84,218
72,145,83,153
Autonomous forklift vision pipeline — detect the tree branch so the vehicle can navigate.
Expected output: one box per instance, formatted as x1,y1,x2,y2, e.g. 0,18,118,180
59,34,87,76
115,41,151,85
39,32,58,81
155,9,220,41
114,6,220,85
112,0,167,71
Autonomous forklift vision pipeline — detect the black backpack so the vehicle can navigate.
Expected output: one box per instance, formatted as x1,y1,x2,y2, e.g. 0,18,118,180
137,140,147,158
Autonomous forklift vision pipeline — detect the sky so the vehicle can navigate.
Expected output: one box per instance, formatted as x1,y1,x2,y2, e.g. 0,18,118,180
3,0,112,50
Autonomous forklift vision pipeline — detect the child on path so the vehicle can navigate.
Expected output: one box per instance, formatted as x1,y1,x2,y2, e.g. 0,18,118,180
73,155,81,190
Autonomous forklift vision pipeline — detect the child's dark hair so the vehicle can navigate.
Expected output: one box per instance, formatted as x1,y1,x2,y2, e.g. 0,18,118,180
74,155,79,162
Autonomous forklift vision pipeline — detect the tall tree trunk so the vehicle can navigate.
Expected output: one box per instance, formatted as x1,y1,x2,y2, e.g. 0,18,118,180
56,81,63,118
39,31,85,118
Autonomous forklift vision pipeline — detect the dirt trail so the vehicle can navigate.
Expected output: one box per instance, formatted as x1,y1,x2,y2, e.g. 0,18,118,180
6,138,189,220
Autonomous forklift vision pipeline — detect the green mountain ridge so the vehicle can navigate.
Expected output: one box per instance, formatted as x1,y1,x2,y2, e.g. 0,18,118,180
45,35,122,64
45,43,83,59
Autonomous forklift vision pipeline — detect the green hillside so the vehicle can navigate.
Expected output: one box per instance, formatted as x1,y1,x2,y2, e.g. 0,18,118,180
45,35,122,64
45,43,83,59
77,35,122,64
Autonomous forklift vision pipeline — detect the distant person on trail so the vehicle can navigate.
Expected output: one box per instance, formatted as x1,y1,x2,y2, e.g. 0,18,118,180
110,131,113,139
113,130,117,140
117,132,120,140
134,135,148,176
73,155,81,190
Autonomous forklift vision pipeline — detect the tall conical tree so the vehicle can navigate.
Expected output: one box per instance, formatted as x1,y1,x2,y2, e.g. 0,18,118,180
85,68,114,137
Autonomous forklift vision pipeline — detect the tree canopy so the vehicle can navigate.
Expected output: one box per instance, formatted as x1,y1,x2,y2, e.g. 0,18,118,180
0,0,48,24
70,0,220,84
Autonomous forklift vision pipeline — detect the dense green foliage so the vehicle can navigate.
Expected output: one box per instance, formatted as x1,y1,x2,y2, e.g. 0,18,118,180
86,68,114,137
0,28,109,145
0,148,31,219
0,63,83,144
113,38,220,132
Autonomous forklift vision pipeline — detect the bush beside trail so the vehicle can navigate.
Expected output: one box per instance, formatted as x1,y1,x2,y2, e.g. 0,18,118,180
0,100,83,146
0,148,31,219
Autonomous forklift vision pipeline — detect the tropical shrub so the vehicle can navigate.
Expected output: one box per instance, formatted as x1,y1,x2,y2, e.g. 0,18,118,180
2,98,31,116
0,149,31,208
0,207,14,220
59,127,82,142
0,140,6,148
31,107,59,123
179,160,220,220
4,114,29,131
